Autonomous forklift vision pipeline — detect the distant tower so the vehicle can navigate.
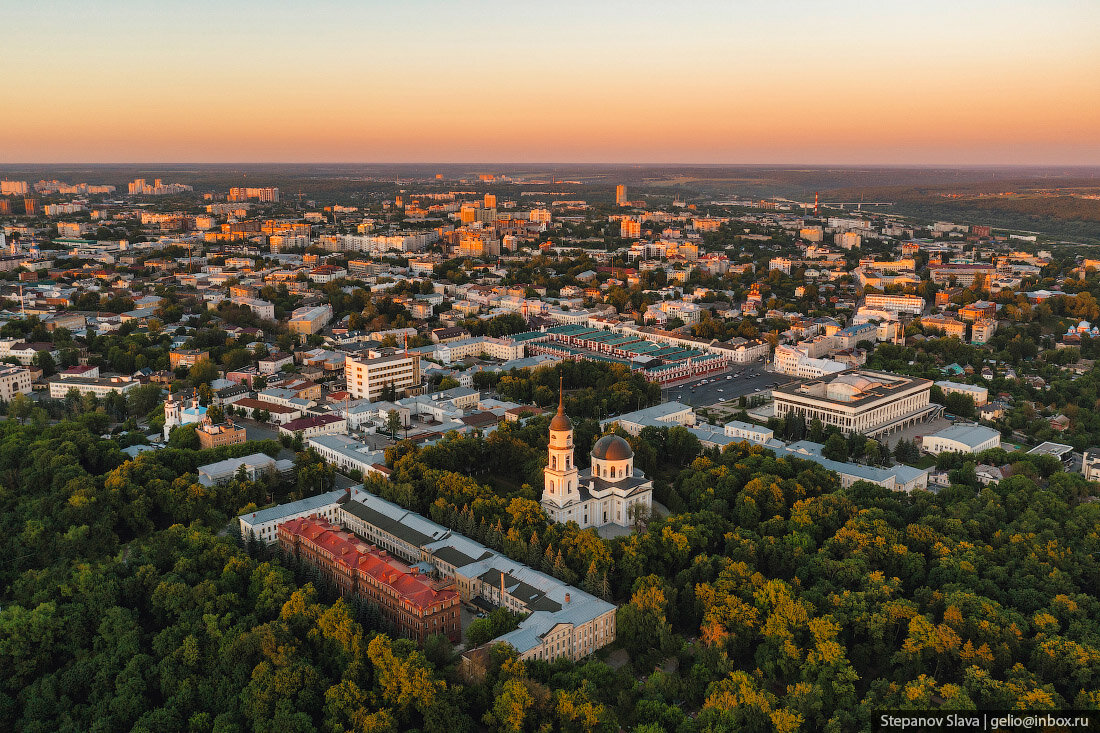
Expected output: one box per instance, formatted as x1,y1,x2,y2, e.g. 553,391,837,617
542,377,579,514
814,192,819,217
615,185,628,206
163,389,180,440
484,193,497,209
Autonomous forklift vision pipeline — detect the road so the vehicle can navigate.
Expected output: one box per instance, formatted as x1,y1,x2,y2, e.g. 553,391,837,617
663,367,794,408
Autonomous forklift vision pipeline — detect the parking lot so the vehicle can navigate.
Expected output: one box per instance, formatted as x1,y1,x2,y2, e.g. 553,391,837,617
665,366,795,408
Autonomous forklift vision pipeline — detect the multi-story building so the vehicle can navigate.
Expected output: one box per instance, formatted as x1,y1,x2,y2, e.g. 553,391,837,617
971,319,998,345
772,369,938,437
228,186,280,202
239,489,346,543
864,294,925,315
723,420,774,444
835,232,862,250
48,375,138,399
197,452,294,486
232,296,276,320
769,257,793,274
1,180,29,196
338,489,617,662
279,515,461,643
773,344,846,379
345,350,421,401
1082,450,1100,482
615,185,628,206
921,315,967,339
288,304,333,335
196,420,247,449
306,434,386,476
169,348,209,369
620,218,641,238
0,365,33,401
930,264,995,287
934,380,989,406
959,300,996,322
799,226,824,242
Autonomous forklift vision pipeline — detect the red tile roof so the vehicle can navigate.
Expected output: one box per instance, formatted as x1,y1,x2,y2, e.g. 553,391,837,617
280,516,457,611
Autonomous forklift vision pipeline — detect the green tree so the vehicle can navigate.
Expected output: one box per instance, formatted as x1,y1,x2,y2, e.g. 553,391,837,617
386,410,402,441
188,357,218,385
822,433,849,462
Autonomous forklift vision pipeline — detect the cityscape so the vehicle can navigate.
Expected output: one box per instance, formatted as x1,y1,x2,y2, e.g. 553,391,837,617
2,2,1100,733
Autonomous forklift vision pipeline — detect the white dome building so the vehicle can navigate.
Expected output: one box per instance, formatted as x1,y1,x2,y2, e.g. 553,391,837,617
541,382,653,530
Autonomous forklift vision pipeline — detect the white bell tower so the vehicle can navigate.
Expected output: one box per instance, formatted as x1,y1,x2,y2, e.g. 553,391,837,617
542,376,578,512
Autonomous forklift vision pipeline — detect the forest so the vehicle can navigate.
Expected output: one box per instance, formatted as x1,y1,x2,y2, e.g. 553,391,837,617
3,393,1100,730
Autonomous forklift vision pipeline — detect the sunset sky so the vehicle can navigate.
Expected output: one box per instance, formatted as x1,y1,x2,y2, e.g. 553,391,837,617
3,0,1098,164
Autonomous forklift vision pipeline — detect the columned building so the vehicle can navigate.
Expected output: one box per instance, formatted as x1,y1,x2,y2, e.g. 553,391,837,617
772,369,939,438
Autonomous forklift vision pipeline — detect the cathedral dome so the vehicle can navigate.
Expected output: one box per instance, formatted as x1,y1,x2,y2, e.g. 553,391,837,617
591,435,633,461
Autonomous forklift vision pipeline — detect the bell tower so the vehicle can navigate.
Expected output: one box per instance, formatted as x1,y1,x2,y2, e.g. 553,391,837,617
542,376,578,511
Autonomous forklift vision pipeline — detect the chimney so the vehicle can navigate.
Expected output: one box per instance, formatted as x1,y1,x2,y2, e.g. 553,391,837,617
565,593,570,604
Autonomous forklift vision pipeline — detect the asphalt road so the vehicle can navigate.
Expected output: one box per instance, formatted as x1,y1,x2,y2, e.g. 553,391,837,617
664,367,794,408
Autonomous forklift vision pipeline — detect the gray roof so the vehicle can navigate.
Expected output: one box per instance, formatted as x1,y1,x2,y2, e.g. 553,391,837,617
926,423,1000,449
240,489,345,527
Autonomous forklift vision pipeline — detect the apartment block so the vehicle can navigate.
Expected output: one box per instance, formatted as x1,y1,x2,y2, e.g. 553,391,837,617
345,350,421,401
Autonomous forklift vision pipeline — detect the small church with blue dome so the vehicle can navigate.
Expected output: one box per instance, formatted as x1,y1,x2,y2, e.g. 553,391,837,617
541,382,653,530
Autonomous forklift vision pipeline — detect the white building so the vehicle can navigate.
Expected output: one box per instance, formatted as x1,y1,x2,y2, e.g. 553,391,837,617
306,434,387,476
723,420,774,444
198,452,294,486
773,344,847,379
237,490,345,544
934,380,989,407
163,393,208,439
772,370,938,437
0,365,33,401
864,294,925,315
921,424,1001,455
49,375,138,399
542,390,653,530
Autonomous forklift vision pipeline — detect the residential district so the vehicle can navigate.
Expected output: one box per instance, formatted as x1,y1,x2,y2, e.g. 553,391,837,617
3,172,1100,727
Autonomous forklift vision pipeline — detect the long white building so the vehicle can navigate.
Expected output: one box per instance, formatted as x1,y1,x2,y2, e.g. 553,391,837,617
772,369,939,437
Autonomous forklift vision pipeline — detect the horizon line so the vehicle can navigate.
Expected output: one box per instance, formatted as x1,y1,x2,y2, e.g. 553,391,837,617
3,161,1100,170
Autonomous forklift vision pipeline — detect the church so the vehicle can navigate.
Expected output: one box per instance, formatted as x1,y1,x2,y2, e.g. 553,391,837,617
541,386,653,530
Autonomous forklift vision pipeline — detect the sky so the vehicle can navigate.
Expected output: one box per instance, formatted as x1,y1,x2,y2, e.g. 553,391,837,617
2,0,1099,165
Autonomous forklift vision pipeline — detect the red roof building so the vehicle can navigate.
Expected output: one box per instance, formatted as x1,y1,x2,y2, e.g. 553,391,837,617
278,515,460,642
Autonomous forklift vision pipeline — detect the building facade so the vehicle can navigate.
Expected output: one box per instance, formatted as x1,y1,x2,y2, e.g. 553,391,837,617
345,350,421,401
0,365,33,401
279,515,461,643
772,370,937,437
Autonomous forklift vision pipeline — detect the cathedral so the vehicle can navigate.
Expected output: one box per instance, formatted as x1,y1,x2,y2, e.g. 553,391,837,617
541,385,653,530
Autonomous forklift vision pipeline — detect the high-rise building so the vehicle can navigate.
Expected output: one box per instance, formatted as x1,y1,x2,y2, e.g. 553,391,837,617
22,198,39,216
1,180,29,196
620,218,641,238
615,185,628,206
484,193,496,209
229,187,280,203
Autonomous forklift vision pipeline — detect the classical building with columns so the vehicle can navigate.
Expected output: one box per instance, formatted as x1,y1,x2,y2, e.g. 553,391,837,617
772,369,939,438
541,386,653,529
